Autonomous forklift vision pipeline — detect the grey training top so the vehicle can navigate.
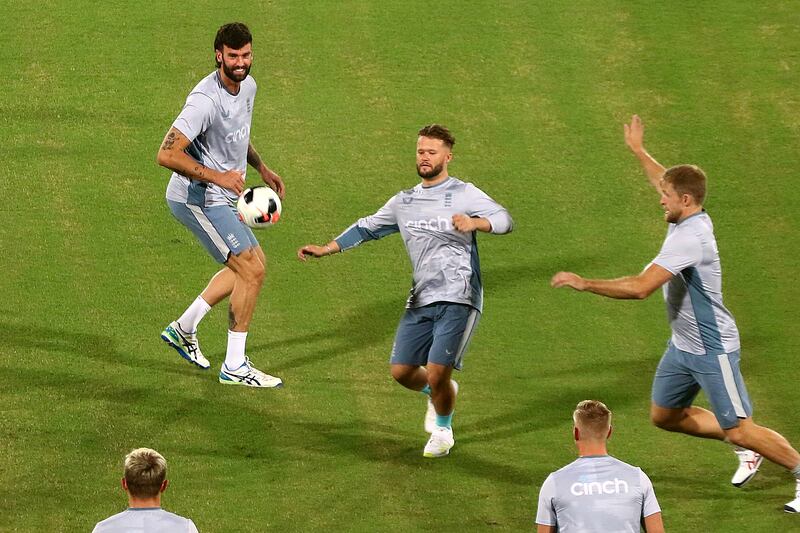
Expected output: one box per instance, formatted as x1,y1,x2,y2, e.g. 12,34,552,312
650,211,740,355
92,508,199,533
335,176,513,312
165,70,257,207
536,455,661,532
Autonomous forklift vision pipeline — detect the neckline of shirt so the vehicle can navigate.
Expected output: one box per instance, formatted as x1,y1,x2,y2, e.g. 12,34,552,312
420,176,453,190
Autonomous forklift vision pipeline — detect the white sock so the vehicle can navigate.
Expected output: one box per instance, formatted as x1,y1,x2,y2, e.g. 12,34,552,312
177,296,211,333
224,330,247,369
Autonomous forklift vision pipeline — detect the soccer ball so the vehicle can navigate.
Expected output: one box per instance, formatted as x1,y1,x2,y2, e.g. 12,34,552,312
237,186,282,228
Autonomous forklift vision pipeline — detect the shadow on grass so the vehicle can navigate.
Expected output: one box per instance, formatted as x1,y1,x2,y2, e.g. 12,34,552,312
291,419,534,487
0,319,193,378
248,298,400,371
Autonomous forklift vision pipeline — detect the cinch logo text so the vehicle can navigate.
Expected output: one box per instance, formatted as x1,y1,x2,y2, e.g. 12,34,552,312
570,478,629,496
405,216,452,231
225,125,250,143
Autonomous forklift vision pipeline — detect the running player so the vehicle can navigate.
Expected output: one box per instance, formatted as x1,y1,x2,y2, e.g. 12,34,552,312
297,124,513,457
536,400,664,532
157,22,283,388
551,115,800,512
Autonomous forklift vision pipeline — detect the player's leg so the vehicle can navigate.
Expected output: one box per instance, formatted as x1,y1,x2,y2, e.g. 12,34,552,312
389,306,434,391
390,364,428,391
696,349,800,506
195,241,265,308
725,419,800,471
161,200,238,369
217,239,281,388
422,303,480,458
650,342,726,439
649,404,726,440
200,267,236,307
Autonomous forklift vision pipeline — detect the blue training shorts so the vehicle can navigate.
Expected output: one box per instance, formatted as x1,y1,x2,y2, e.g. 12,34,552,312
167,200,259,264
390,302,481,371
652,341,753,429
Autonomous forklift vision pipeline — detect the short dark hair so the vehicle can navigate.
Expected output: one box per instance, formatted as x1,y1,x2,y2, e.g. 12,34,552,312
418,124,455,149
214,23,252,67
663,164,707,205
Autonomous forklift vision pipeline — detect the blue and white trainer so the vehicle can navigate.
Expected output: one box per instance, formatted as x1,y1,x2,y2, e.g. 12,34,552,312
161,321,210,369
219,357,283,388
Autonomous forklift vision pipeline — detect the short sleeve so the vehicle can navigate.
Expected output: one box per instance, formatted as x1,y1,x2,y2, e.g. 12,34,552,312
651,226,702,275
535,474,558,526
172,93,215,142
639,469,662,518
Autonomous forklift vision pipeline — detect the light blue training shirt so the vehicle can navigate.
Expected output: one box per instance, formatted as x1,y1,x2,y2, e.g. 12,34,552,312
165,70,257,207
92,508,199,533
650,211,740,355
335,176,513,312
536,455,661,532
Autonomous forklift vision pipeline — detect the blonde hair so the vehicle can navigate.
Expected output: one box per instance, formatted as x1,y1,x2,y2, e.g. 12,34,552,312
573,400,612,440
124,448,167,498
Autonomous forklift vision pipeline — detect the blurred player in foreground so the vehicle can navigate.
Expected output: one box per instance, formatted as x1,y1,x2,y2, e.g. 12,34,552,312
536,400,664,532
92,448,198,532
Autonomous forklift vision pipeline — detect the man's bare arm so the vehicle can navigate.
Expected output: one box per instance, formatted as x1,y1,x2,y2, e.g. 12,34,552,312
156,127,244,195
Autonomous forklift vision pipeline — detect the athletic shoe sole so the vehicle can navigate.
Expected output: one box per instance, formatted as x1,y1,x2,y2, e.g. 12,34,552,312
218,372,283,388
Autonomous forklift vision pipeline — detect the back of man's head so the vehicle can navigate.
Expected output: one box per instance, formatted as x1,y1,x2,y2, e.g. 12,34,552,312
573,400,612,441
124,448,167,498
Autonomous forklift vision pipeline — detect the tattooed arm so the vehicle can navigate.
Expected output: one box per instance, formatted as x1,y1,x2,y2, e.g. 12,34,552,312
156,127,245,195
247,142,285,199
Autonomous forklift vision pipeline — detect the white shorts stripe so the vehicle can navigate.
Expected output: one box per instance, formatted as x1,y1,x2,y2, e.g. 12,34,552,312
453,308,479,368
187,204,230,257
717,353,747,418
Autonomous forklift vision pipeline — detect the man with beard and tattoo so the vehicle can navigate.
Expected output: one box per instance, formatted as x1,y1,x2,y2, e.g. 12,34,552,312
297,124,513,457
156,22,284,388
551,115,800,513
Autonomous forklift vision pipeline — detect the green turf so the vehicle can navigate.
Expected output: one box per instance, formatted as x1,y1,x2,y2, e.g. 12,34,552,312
1,1,799,531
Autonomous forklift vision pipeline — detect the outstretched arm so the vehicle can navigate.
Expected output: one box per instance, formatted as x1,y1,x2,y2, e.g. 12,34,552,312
551,263,673,300
248,142,285,199
297,240,341,261
624,114,666,191
156,127,245,195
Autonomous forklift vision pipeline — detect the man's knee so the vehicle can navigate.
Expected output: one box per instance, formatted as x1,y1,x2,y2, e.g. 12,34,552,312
391,364,417,385
650,405,681,430
228,248,266,283
724,418,755,447
426,365,452,391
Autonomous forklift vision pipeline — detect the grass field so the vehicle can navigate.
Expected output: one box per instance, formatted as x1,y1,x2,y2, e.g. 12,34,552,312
2,1,799,531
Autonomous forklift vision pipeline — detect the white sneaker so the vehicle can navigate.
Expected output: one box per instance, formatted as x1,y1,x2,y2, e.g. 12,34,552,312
219,357,283,388
731,448,763,487
161,321,210,369
424,380,459,434
423,426,454,458
785,480,800,513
